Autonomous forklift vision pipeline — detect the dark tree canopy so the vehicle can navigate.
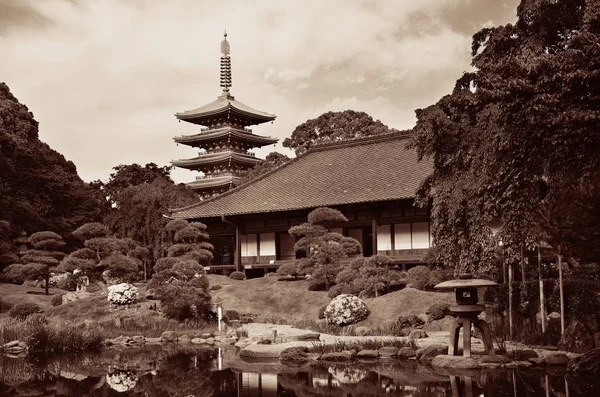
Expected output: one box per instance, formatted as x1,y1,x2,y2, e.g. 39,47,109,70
283,110,399,155
409,0,600,272
239,151,290,183
105,177,199,266
0,82,103,241
91,162,173,207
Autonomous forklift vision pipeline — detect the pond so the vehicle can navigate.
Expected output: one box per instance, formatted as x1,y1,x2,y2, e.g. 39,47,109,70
1,346,599,396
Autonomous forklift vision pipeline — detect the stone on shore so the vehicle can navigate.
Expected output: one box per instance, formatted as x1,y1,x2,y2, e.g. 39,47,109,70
408,329,428,339
559,321,594,353
544,353,570,365
398,347,417,358
431,355,479,369
479,355,510,364
191,338,206,344
567,348,600,374
320,350,356,362
508,349,538,361
294,332,321,341
378,347,398,358
357,350,379,359
161,331,177,342
417,345,448,361
529,357,545,365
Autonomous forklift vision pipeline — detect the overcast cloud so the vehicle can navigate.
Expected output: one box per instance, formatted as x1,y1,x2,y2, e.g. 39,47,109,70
0,0,519,184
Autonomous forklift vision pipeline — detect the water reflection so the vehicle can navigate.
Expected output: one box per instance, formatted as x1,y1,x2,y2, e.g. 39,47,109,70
1,348,600,396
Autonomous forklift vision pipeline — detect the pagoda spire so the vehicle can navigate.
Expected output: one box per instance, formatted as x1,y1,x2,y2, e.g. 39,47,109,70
220,30,232,92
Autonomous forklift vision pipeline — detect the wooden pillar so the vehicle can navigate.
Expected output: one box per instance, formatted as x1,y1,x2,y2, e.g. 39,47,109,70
558,248,565,335
538,246,546,333
235,223,242,273
508,261,514,340
371,216,378,256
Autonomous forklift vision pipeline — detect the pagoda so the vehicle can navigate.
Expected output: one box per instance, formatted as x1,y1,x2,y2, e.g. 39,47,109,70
172,31,277,198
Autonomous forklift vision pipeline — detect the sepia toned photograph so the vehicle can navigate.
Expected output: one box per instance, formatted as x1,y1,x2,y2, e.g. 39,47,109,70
0,0,599,395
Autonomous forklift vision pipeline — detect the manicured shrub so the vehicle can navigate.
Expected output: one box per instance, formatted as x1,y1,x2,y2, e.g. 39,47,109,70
107,283,139,305
51,294,63,307
229,271,246,280
397,314,425,329
224,309,240,323
56,273,77,291
308,279,327,291
276,262,301,278
406,265,434,290
426,303,450,321
327,282,358,298
158,283,212,321
324,294,370,326
9,302,42,320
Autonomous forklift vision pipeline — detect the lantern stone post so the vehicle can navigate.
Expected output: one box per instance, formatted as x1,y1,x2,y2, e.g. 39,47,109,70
434,275,498,358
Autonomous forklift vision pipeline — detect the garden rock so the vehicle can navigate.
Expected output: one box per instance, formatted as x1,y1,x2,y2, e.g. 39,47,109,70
559,321,594,353
431,355,479,369
423,315,455,332
160,331,177,342
320,351,356,362
324,294,369,326
545,353,570,365
206,337,215,344
398,347,417,358
357,350,379,359
4,340,19,348
178,335,191,344
294,332,321,341
280,347,309,365
567,348,600,374
417,345,448,361
354,326,371,336
479,355,510,364
191,338,206,344
63,292,80,303
408,329,428,339
378,347,398,358
508,349,538,361
201,332,212,338
145,337,161,344
529,357,545,365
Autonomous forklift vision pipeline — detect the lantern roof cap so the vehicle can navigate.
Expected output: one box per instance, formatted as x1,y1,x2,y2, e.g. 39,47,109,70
434,278,498,289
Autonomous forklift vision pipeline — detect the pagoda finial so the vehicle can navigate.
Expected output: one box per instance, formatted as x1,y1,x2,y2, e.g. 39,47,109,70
220,30,232,92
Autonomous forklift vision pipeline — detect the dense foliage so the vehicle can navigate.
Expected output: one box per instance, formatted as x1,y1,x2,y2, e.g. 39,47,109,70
283,110,399,155
4,231,66,295
288,207,361,290
148,219,212,320
239,152,290,183
333,255,405,298
409,0,600,272
8,302,41,320
104,173,199,268
0,83,103,269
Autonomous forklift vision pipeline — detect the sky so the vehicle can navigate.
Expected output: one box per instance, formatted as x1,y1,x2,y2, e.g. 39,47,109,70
1,0,520,184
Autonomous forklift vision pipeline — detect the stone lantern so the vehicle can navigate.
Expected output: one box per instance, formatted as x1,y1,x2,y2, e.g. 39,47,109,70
434,275,498,358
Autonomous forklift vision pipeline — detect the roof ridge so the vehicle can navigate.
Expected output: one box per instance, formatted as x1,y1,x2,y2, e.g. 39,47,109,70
168,130,415,216
308,130,413,152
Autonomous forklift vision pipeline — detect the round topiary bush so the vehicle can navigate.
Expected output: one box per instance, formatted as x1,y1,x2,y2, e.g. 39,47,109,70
107,283,139,305
426,303,450,321
9,302,42,320
406,265,434,290
324,294,370,326
229,271,246,280
397,314,425,329
51,294,63,307
327,282,358,299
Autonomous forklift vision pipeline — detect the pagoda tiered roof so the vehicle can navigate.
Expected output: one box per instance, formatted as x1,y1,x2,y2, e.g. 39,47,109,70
171,150,261,171
173,126,278,148
175,92,276,127
185,174,241,190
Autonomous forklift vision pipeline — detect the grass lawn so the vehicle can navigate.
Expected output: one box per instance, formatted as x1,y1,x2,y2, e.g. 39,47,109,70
0,283,66,316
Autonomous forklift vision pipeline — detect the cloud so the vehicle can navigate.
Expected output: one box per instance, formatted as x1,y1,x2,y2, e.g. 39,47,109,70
0,0,519,184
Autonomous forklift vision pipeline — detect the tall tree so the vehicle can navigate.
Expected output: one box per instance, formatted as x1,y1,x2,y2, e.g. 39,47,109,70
4,231,66,295
105,177,199,269
91,162,173,207
283,110,399,155
0,83,103,238
409,0,600,273
239,152,290,183
289,207,361,290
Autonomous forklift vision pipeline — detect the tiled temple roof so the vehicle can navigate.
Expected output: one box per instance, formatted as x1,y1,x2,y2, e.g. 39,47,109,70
169,132,432,219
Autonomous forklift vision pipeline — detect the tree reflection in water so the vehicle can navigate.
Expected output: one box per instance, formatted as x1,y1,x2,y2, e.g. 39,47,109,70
2,349,600,396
